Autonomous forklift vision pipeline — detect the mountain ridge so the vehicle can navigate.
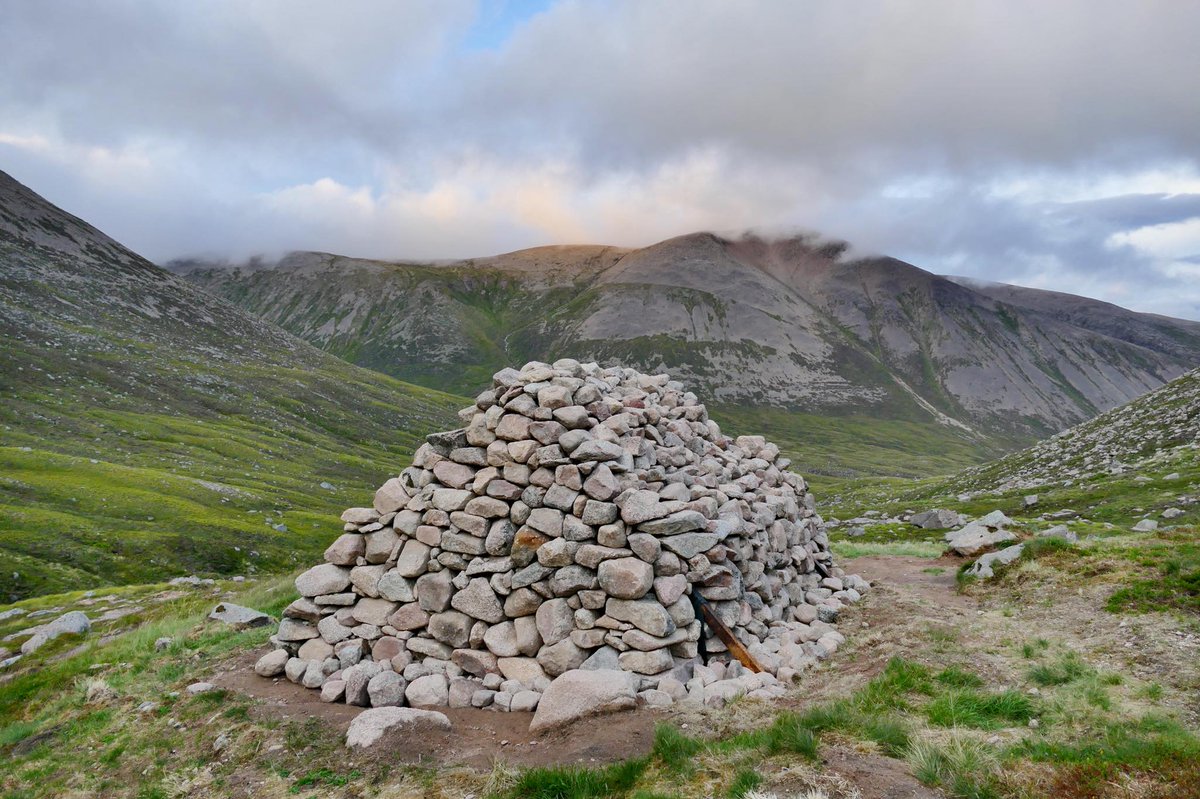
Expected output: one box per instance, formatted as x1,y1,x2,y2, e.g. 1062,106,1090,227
175,231,1200,449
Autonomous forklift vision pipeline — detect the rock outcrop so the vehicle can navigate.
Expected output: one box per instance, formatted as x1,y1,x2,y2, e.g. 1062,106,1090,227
259,361,867,718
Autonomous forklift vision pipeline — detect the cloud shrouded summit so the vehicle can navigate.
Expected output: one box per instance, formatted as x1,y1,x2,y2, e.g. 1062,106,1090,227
1,0,1198,317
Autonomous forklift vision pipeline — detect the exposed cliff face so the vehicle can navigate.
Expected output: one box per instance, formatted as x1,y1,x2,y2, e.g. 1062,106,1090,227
176,232,1200,444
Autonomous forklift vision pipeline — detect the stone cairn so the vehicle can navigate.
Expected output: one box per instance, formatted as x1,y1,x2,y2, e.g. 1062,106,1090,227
256,361,868,716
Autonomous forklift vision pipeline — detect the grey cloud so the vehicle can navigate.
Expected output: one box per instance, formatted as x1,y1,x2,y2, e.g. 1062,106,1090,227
0,1,1197,318
460,0,1200,171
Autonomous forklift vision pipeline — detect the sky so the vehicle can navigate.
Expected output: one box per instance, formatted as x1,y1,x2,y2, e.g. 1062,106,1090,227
2,0,1199,318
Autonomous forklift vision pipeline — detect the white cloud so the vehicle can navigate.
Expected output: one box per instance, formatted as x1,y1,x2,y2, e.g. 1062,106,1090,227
1,0,1199,318
1109,217,1200,260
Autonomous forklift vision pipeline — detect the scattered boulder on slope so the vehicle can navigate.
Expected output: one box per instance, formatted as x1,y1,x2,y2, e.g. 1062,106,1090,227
944,511,1017,557
910,509,963,530
18,610,91,655
1037,525,1078,543
965,544,1026,579
208,603,272,629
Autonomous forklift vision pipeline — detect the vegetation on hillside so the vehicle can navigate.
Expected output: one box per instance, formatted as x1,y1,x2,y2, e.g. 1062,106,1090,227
0,172,464,600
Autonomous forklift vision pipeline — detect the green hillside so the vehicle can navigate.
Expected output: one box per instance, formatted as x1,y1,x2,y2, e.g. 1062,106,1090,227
0,170,464,601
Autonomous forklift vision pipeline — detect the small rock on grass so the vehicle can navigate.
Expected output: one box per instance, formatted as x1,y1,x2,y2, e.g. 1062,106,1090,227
186,682,218,695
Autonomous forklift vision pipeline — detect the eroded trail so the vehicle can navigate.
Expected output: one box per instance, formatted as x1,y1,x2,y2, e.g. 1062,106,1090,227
207,555,966,796
209,551,1200,798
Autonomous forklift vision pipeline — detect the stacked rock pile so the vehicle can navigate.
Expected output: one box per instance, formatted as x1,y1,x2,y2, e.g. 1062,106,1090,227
256,361,867,716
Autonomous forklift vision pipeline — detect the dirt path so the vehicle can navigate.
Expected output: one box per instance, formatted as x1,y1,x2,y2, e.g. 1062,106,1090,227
213,649,662,769
210,555,977,797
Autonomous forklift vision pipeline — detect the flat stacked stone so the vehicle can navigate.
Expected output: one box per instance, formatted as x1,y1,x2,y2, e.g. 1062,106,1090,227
257,360,868,716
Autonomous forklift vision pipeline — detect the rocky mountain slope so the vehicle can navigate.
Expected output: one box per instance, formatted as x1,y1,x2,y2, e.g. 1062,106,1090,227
175,234,1200,451
0,170,462,599
946,365,1200,495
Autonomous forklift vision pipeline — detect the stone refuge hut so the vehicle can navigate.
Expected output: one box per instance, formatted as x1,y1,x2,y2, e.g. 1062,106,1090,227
256,361,868,720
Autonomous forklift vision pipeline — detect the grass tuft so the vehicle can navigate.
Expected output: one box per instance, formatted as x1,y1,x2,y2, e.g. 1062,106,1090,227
935,667,984,689
925,689,1035,730
650,724,703,773
1028,653,1091,687
725,768,763,799
504,758,648,799
907,738,1000,799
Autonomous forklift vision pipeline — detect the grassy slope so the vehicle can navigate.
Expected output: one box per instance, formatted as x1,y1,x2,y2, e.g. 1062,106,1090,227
714,405,1001,480
819,368,1200,525
0,172,465,600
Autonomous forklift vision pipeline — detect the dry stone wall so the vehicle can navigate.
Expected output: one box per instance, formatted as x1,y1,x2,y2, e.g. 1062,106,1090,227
256,361,868,714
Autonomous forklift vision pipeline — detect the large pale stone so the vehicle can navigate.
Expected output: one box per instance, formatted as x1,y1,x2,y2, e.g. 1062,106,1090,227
451,578,506,623
496,413,532,441
277,618,319,641
514,615,543,656
297,638,334,662
497,657,548,685
503,587,543,617
350,564,388,597
582,464,619,500
295,564,351,597
571,440,624,461
324,534,365,566
537,384,573,409
606,598,676,637
640,510,707,535
597,557,654,599
527,507,565,536
346,707,451,748
452,648,499,677
550,565,597,595
433,460,476,490
341,507,379,525
944,523,1017,557
255,648,289,677
364,528,399,564
386,603,429,631
581,500,619,525
618,648,674,675
395,540,431,578
406,674,450,708
537,639,588,677
619,490,674,524
465,496,509,518
660,533,719,558
318,614,353,643
484,621,520,657
431,489,472,511
368,671,407,707
374,478,411,514
529,670,637,733
416,571,454,612
353,598,398,627
575,544,632,569
377,571,416,602
428,610,474,648
653,574,688,606
535,598,574,645
208,602,271,629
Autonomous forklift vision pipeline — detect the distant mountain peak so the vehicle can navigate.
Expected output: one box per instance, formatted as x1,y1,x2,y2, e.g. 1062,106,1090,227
180,230,1200,449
